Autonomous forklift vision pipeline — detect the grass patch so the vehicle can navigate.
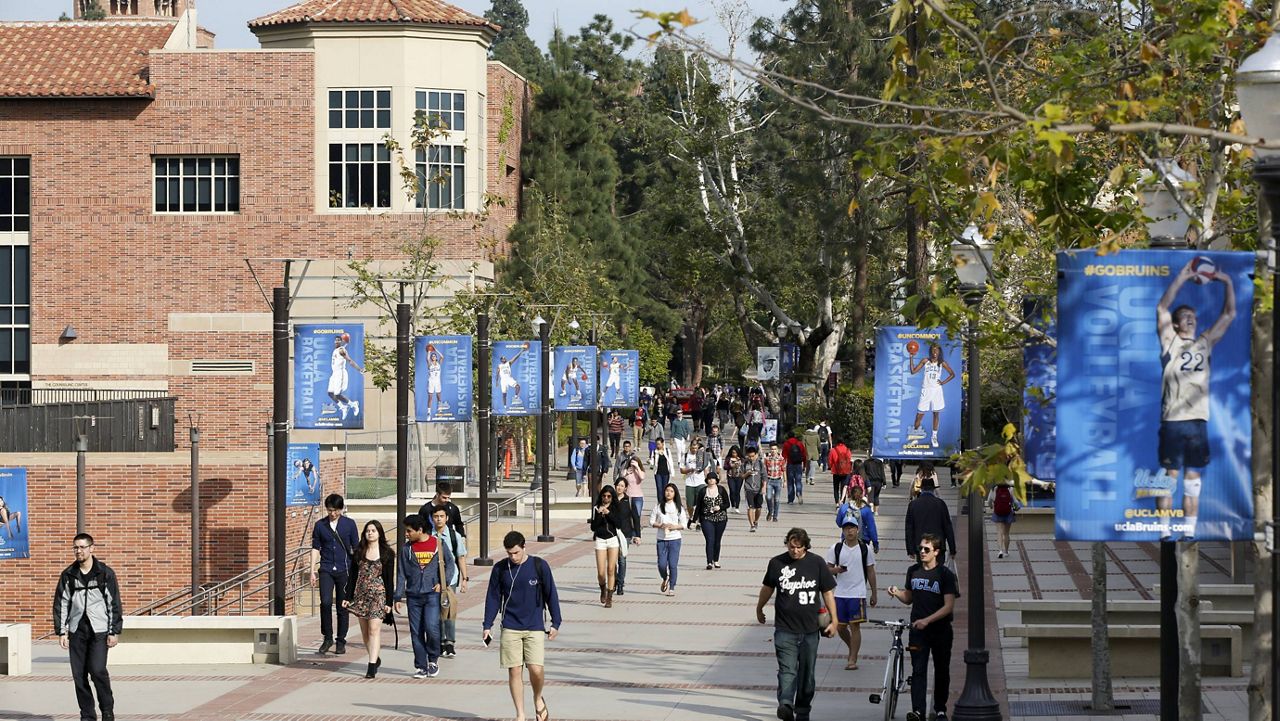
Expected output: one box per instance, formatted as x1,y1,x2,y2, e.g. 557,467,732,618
345,476,395,499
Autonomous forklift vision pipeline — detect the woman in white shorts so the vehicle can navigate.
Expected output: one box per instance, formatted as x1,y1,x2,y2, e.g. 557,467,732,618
590,486,621,608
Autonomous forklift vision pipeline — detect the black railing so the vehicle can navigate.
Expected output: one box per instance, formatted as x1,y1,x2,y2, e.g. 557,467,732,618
0,388,170,407
0,396,177,452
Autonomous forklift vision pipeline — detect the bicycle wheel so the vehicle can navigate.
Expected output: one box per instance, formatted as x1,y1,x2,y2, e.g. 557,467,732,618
884,645,901,721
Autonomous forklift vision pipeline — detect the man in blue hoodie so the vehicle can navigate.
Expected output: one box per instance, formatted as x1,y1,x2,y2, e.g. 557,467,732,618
395,514,455,679
483,531,563,721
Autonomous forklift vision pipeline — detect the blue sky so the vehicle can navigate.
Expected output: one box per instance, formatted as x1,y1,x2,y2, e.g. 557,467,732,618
0,1,779,54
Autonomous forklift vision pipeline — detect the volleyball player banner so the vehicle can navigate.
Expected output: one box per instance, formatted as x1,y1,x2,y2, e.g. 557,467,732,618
870,326,963,460
415,335,473,422
1022,299,1057,481
599,350,640,408
0,468,28,559
553,345,597,411
1055,249,1253,542
286,444,322,507
492,340,540,416
295,324,366,429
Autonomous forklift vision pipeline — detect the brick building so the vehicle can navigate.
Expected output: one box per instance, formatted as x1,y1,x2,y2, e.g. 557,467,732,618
0,0,527,630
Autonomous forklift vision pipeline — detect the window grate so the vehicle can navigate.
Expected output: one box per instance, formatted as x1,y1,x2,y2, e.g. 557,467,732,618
190,360,255,375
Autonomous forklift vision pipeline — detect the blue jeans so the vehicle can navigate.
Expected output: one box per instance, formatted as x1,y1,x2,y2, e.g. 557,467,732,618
405,593,441,671
701,518,727,564
786,463,804,502
574,467,585,489
631,496,644,519
654,471,671,502
774,629,820,718
656,538,681,589
766,478,782,519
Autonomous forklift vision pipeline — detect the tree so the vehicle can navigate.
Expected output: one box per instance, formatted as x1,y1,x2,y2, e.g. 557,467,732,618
81,1,106,20
485,0,545,84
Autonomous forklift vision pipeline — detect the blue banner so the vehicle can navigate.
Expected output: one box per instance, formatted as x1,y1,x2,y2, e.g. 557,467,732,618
871,326,963,459
1056,249,1253,541
287,444,322,507
492,340,540,416
416,335,473,422
553,346,597,411
0,468,29,559
295,324,366,429
1022,299,1057,481
599,350,640,408
781,344,799,377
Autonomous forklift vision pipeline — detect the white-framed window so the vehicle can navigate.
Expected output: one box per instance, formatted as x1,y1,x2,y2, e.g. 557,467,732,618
0,157,30,232
329,89,391,130
0,156,29,378
328,143,392,209
415,145,465,210
153,156,240,213
415,90,465,132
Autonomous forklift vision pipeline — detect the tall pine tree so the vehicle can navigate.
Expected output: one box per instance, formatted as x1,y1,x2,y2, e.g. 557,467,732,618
484,0,545,84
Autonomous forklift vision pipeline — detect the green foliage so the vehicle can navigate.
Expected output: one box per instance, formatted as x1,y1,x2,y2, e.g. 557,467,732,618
952,423,1032,505
627,321,673,386
82,1,106,20
801,384,875,452
485,0,546,84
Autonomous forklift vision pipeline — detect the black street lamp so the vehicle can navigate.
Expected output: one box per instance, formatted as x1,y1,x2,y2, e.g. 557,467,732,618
1236,37,1280,721
533,314,554,543
950,226,1001,721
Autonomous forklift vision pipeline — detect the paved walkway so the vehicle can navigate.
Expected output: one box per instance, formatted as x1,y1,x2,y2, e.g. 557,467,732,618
3,466,1254,720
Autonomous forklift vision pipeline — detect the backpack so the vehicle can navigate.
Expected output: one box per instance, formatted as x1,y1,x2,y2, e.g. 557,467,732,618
831,540,871,589
846,474,866,495
787,442,804,464
833,448,853,476
994,485,1014,516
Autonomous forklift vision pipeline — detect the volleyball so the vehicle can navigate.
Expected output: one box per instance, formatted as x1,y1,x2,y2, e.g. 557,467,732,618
1190,256,1217,285
906,340,920,356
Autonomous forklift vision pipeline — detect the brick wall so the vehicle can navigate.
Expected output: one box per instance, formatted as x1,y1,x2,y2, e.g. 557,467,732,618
0,452,345,635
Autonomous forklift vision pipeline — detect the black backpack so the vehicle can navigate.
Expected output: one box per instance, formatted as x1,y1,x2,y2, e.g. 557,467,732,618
831,540,871,587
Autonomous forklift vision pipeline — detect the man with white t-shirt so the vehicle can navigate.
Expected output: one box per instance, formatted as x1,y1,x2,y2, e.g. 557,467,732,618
823,515,877,670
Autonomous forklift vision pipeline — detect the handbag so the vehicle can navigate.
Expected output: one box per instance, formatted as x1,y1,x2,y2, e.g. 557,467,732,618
436,545,459,621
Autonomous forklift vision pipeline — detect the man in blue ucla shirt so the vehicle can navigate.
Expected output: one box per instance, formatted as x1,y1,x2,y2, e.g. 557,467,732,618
888,532,959,721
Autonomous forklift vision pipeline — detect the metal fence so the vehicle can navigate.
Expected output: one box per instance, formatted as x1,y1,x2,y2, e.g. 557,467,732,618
0,388,170,407
0,396,177,452
343,422,475,498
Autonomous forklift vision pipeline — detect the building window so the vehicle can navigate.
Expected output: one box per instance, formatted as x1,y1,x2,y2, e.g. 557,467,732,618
0,158,30,232
415,90,465,132
154,157,240,213
328,143,391,208
416,146,465,210
0,245,30,376
329,89,391,130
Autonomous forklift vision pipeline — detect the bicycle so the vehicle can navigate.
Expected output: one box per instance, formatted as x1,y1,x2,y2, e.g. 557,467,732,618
867,618,910,721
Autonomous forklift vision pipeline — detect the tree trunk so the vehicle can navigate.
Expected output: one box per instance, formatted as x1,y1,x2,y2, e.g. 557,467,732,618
847,228,870,387
1090,542,1114,711
1249,287,1274,721
682,300,708,387
1177,543,1201,721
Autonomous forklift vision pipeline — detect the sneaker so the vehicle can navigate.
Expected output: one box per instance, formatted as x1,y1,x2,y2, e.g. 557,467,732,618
426,662,440,678
350,400,360,417
318,638,333,654
798,496,804,505
931,432,939,447
706,563,714,570
732,507,741,514
936,713,949,721
335,641,347,655
665,589,676,597
905,713,922,721
997,551,1005,559
713,562,721,568
750,525,757,532
413,668,429,679
339,403,349,420
777,704,795,721
442,644,456,658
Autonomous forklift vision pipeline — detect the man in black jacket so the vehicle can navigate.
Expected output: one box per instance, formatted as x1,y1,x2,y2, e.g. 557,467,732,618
418,481,466,540
53,532,123,721
904,474,956,564
585,435,610,500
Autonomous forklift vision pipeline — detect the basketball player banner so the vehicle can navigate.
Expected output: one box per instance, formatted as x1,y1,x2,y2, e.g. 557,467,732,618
870,326,963,459
294,324,366,429
599,350,640,408
553,345,597,411
1056,249,1253,542
0,468,29,559
492,340,541,416
415,335,473,422
1022,298,1057,481
286,444,322,507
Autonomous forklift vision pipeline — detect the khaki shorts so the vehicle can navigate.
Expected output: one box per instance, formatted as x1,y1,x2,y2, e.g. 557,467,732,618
500,629,546,668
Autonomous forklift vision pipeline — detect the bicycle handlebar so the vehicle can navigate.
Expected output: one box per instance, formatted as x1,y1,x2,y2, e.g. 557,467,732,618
870,619,910,629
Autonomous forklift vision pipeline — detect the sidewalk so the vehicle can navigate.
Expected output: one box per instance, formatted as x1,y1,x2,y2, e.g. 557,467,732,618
2,464,1252,720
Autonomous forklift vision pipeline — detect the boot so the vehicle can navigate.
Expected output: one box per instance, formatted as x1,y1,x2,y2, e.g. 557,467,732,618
615,582,624,596
365,661,377,679
600,583,607,604
604,589,613,608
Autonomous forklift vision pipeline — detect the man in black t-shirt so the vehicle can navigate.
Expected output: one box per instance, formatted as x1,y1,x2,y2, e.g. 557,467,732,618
888,532,959,721
757,527,837,721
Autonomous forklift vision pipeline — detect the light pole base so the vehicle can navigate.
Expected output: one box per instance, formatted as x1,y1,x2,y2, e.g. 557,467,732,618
537,535,556,543
951,649,1002,721
472,557,494,567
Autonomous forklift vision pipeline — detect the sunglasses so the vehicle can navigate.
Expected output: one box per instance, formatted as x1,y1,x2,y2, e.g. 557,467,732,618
918,546,936,554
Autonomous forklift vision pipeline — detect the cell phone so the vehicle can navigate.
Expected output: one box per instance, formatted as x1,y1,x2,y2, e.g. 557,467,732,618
483,635,492,647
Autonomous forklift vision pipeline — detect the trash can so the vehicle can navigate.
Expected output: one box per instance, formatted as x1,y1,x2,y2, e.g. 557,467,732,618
435,465,466,490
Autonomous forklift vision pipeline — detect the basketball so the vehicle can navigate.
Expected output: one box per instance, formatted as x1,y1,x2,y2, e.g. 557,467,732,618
906,340,920,356
1190,256,1217,285
340,332,351,343
581,373,588,381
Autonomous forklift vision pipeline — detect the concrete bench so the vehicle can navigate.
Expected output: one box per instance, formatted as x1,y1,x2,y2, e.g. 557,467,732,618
1154,583,1255,613
1009,507,1054,536
1004,624,1242,678
0,623,31,675
111,615,296,666
998,598,1215,625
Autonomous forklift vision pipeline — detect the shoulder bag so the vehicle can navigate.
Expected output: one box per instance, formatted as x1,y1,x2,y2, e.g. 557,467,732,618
436,543,459,621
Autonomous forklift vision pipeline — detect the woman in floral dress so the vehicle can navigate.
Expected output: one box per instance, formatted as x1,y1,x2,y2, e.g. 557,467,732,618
343,519,394,678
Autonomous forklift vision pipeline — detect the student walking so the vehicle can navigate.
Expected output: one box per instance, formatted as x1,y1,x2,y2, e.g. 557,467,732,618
757,527,837,721
681,438,709,527
612,479,643,597
722,446,744,513
652,437,674,503
742,446,766,531
54,532,122,721
482,532,562,721
343,520,395,677
649,483,687,596
570,438,588,497
590,486,622,608
394,514,455,679
691,473,729,569
430,508,467,658
989,482,1020,558
781,432,807,504
310,493,360,655
905,474,956,565
621,456,647,519
823,517,877,670
764,443,786,523
828,441,853,503
888,533,959,721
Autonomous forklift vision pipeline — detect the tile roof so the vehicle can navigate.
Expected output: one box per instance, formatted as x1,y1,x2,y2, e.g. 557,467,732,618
0,21,175,99
249,0,497,31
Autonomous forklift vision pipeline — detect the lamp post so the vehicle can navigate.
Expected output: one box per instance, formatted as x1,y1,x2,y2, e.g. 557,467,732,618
1236,36,1280,721
569,319,581,454
1138,159,1194,721
533,315,554,542
951,226,1001,721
